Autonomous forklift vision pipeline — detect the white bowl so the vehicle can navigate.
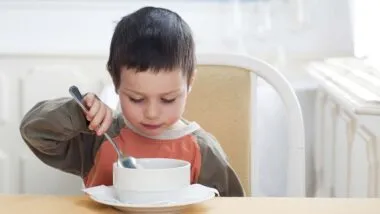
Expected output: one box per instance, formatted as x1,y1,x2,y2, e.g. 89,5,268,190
113,158,191,204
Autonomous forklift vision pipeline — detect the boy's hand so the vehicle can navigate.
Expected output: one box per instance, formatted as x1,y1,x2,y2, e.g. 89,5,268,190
82,93,113,136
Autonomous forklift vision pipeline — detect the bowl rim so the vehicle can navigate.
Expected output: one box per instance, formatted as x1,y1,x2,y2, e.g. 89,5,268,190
113,158,191,171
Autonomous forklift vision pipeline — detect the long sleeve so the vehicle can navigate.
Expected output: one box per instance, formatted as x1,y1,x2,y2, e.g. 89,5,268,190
19,97,105,178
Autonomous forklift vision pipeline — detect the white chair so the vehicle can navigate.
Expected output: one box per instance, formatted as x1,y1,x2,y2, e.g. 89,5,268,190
183,53,305,197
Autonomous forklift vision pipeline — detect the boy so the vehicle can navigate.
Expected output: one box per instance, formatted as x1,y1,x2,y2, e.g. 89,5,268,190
19,6,244,197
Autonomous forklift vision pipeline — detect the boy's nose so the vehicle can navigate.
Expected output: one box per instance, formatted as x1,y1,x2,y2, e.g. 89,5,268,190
145,103,159,120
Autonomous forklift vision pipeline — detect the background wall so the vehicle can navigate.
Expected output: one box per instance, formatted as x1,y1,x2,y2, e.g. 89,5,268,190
0,0,353,63
0,0,355,196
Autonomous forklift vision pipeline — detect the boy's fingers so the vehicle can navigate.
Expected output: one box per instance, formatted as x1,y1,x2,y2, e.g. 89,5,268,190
97,109,113,136
83,93,96,109
81,93,111,134
86,99,100,120
89,103,105,131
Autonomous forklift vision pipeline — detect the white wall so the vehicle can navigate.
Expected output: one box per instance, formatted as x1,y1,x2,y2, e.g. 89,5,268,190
0,0,354,197
350,0,380,69
0,0,353,65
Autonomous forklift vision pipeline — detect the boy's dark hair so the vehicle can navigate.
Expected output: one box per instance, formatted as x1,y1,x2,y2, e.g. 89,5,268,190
106,6,195,92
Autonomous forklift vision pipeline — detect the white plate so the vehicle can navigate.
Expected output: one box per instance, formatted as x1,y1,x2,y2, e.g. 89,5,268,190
84,184,218,213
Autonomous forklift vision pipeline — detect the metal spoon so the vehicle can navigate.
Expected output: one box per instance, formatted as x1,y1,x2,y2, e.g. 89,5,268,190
68,85,139,169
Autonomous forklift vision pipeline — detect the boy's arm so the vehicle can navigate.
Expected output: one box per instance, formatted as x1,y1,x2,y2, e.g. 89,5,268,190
195,130,245,197
19,97,106,179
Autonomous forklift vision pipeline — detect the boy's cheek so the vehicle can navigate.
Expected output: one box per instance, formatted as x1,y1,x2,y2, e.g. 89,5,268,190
165,107,184,124
166,115,181,125
119,99,136,113
120,103,140,121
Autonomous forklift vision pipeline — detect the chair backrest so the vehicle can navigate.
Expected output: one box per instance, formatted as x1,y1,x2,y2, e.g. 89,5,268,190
184,53,306,197
183,64,252,194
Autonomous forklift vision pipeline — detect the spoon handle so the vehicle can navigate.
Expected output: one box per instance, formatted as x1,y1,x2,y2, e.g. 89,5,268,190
68,85,124,158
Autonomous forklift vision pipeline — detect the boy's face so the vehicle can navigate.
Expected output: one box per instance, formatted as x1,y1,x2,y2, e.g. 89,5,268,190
118,67,191,136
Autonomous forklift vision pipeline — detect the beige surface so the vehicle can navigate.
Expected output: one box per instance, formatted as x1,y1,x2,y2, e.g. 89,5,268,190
1,195,380,214
184,65,252,195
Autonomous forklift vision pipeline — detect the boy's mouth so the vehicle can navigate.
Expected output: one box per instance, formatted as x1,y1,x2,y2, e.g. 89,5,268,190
141,123,162,130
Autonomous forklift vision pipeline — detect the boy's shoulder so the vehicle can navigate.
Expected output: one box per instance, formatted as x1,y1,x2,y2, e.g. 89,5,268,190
187,122,245,196
189,125,227,162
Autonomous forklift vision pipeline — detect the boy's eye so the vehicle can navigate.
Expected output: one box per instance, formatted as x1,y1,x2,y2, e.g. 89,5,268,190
161,98,176,103
129,97,144,103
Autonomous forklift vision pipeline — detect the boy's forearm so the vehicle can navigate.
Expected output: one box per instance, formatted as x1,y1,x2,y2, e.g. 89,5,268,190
19,97,99,177
20,97,91,144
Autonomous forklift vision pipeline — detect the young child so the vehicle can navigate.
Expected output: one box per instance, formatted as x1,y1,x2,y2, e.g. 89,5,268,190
19,6,244,197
